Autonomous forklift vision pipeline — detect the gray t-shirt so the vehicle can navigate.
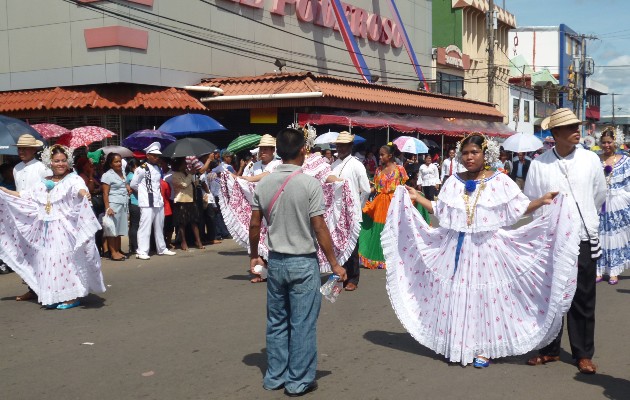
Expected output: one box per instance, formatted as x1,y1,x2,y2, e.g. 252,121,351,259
252,164,324,255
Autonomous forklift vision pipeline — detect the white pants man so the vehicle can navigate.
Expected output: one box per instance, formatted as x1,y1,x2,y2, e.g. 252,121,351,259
136,206,170,259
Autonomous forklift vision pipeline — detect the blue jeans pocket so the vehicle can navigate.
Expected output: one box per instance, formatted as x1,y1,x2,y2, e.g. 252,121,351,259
288,264,317,293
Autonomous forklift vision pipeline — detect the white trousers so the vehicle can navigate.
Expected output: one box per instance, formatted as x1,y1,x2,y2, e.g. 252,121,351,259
137,206,166,256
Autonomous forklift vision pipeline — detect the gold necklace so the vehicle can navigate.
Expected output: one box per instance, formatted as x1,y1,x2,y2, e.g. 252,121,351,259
462,172,487,226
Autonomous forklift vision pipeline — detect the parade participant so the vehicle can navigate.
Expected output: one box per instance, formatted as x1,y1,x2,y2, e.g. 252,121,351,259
219,125,360,273
239,135,282,181
129,142,176,260
12,133,51,301
524,108,606,374
440,148,464,183
249,127,347,396
171,158,205,251
126,159,141,254
384,132,580,367
510,152,530,189
418,154,440,201
359,143,409,269
331,132,370,291
0,144,106,309
101,152,130,261
596,127,630,284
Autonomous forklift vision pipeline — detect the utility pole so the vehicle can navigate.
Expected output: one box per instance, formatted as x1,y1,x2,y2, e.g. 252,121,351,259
573,33,597,136
487,0,496,104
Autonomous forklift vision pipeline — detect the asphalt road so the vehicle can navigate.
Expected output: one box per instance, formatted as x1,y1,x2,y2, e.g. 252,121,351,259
1,239,629,400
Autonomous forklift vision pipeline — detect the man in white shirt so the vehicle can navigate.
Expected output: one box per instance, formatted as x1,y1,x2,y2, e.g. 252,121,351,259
130,142,176,260
13,134,51,193
241,135,281,180
331,132,371,291
440,148,464,183
524,108,606,375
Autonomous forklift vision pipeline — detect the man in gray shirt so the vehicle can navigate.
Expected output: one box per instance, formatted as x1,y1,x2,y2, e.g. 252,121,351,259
250,128,347,397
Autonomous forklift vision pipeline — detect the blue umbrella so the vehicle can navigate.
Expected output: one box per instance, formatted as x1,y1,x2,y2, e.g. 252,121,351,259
0,115,46,155
158,113,227,136
122,129,177,151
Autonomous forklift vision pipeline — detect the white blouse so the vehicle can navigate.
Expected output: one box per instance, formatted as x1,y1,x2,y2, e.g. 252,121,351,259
418,163,440,186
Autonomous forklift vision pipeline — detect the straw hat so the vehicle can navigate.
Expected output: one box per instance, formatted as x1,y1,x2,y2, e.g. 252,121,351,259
14,134,43,148
259,134,276,147
541,108,585,130
333,131,355,144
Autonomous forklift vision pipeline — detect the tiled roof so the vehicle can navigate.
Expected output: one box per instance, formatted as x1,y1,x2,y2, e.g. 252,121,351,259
0,84,205,112
200,72,504,119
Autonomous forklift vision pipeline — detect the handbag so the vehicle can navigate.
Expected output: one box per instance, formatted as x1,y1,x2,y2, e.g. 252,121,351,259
102,214,117,237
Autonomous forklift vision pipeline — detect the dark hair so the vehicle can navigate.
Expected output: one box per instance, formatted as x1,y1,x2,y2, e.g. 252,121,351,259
380,143,400,158
601,128,616,142
311,146,322,154
460,134,486,151
74,156,91,173
103,152,122,173
51,145,71,160
276,128,305,160
172,157,187,172
125,158,140,175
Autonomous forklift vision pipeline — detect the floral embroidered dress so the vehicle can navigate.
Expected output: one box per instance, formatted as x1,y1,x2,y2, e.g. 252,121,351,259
359,165,430,269
382,172,580,365
0,173,106,306
598,154,630,277
219,154,360,272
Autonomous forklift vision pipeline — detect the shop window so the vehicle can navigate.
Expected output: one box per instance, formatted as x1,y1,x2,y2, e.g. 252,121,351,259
524,100,530,122
437,72,464,97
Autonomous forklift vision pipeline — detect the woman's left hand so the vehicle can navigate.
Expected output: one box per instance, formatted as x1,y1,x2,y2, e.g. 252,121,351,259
79,189,91,201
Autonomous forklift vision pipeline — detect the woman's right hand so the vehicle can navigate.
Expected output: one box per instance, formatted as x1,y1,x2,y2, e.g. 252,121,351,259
405,185,421,202
106,207,115,216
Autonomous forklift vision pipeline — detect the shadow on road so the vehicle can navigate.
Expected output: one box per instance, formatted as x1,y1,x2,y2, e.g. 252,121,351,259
224,274,252,281
616,289,630,294
80,294,106,309
242,348,331,380
574,372,630,400
363,330,442,361
218,250,249,257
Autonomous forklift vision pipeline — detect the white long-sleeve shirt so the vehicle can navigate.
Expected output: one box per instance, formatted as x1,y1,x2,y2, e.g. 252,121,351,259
331,155,371,208
130,162,164,208
418,163,440,186
440,157,465,179
13,159,51,193
524,146,606,241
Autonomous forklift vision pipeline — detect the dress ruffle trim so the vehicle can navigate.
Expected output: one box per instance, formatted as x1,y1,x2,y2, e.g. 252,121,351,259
383,186,579,365
608,155,630,192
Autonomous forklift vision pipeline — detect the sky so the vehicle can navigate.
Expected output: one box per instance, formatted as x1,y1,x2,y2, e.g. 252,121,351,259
504,0,630,118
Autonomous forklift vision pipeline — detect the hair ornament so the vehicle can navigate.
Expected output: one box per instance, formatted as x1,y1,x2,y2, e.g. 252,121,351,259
455,132,500,166
600,126,625,147
41,144,75,169
287,122,317,149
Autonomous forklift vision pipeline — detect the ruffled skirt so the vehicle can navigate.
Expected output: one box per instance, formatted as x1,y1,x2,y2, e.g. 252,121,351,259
0,191,106,306
383,187,580,365
598,190,630,277
219,173,361,272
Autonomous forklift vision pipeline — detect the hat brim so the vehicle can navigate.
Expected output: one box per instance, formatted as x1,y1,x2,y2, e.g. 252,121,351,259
542,117,587,130
333,139,354,144
147,150,162,155
13,141,44,148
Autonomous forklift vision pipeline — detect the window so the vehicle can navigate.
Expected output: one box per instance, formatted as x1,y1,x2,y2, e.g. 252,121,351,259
524,100,530,122
437,72,464,97
513,98,520,121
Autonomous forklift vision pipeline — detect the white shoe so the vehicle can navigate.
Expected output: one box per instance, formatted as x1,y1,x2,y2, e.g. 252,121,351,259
136,254,151,260
160,250,176,256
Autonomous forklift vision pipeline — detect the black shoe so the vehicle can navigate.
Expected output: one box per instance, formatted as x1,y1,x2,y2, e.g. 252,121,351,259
284,382,318,397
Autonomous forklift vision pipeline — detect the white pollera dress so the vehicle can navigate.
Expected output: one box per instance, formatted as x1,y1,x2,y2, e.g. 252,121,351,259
598,154,630,277
219,154,360,272
0,173,106,306
382,172,580,365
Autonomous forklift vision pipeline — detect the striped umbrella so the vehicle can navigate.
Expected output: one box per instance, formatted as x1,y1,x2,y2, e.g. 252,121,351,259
226,134,261,154
393,136,429,154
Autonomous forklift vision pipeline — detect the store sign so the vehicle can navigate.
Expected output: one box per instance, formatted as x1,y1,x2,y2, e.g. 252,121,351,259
436,45,470,70
225,0,403,48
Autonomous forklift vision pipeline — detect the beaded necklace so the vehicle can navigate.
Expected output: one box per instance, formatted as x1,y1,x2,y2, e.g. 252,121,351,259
462,171,487,226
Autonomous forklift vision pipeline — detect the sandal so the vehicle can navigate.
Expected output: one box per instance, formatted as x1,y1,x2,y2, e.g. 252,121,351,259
527,355,560,366
577,358,597,374
195,244,206,250
250,276,267,283
609,276,619,285
473,356,490,368
16,291,37,301
595,276,603,283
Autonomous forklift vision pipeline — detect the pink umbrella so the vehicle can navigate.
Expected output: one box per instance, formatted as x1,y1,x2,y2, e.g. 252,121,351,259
31,123,70,139
56,126,116,148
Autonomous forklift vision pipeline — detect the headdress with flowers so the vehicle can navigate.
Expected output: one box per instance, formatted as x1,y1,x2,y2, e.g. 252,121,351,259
41,144,75,169
455,132,500,167
600,126,625,147
287,122,317,149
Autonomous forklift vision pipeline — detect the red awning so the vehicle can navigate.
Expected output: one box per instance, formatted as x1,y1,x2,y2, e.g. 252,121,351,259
298,112,515,138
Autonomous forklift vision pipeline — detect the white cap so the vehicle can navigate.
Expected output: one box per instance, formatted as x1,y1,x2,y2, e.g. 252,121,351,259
143,141,162,155
250,148,260,155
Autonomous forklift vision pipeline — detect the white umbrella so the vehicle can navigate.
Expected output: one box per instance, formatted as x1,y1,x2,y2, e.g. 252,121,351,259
314,132,340,144
99,145,134,158
501,132,544,153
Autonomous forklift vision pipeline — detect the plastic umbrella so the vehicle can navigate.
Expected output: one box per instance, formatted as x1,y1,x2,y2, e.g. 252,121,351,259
162,138,218,158
158,113,227,136
393,136,429,154
314,132,367,145
0,115,46,155
122,129,176,151
31,123,70,139
99,145,134,158
501,132,543,153
226,134,261,153
56,126,116,148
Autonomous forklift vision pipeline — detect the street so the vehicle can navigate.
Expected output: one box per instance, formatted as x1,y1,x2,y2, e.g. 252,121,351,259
1,240,628,400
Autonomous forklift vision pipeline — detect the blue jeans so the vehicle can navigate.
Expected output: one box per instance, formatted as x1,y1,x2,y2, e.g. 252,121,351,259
264,252,321,394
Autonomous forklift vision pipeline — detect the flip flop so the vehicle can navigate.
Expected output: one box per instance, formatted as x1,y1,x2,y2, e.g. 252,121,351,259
609,277,619,285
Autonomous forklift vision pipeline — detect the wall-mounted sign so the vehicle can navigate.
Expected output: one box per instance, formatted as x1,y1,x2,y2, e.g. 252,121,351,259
224,0,404,48
436,45,470,70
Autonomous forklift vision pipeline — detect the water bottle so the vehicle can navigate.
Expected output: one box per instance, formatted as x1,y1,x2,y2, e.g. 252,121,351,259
320,274,342,303
253,264,267,279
